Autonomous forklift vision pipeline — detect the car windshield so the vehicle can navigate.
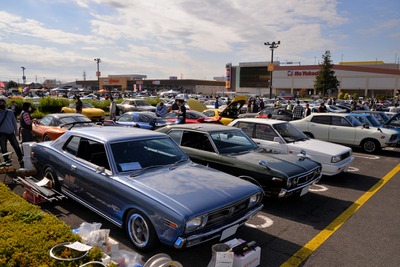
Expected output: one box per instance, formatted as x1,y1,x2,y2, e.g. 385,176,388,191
346,115,363,126
60,116,93,128
110,137,188,173
209,130,258,154
387,113,400,126
273,122,308,143
135,100,151,106
353,115,380,127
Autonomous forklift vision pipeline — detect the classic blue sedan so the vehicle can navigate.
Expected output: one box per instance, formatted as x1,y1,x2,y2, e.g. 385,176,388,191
113,111,169,130
30,127,263,251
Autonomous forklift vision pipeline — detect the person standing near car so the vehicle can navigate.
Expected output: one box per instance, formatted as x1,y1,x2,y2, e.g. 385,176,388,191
75,95,82,114
176,99,186,124
304,103,312,117
109,96,117,120
214,96,220,109
20,102,34,143
156,102,167,118
0,98,23,164
292,100,304,120
318,102,327,113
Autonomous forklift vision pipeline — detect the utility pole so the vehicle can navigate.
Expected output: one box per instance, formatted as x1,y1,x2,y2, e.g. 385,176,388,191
264,41,280,98
94,58,101,90
21,66,26,85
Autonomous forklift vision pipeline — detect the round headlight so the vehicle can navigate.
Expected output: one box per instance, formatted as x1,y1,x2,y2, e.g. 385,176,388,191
185,216,208,233
248,194,259,207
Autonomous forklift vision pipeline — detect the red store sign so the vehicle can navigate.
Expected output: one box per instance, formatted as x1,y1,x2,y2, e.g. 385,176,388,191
287,70,319,76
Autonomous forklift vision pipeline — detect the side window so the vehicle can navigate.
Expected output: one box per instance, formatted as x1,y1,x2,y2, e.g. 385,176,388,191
118,114,131,122
40,116,52,126
331,116,351,126
89,142,110,170
167,130,183,145
236,122,254,137
181,131,214,152
311,115,331,125
63,136,80,156
254,124,278,141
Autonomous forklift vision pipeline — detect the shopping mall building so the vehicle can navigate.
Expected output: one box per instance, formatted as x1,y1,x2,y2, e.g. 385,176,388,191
76,61,399,98
227,61,400,98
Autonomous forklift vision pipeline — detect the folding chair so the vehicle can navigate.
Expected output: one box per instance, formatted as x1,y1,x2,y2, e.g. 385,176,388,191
0,151,14,184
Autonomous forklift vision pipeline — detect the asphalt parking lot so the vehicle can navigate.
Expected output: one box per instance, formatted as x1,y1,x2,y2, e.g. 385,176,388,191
4,144,400,267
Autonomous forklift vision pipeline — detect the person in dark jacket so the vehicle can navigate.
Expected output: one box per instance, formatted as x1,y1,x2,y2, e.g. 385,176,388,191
20,102,34,143
0,98,23,163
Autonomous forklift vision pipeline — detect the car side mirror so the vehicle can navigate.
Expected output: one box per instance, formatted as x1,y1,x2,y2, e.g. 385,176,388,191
273,137,283,143
95,166,106,174
363,123,370,129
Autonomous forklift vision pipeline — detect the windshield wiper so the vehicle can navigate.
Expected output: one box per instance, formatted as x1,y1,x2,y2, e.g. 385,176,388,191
169,158,188,170
130,165,166,177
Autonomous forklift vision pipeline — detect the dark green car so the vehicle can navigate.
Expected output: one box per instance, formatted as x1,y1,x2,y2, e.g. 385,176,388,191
157,124,322,198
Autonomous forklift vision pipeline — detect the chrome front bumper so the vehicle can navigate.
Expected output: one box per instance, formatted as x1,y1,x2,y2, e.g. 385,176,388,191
174,204,263,249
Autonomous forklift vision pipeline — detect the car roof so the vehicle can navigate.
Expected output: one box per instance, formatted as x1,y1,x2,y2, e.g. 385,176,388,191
160,123,238,132
67,126,166,142
311,113,347,117
232,118,286,125
45,113,89,119
122,111,155,115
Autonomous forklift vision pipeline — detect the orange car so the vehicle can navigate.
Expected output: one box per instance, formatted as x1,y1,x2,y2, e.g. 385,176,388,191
32,113,94,141
187,96,248,125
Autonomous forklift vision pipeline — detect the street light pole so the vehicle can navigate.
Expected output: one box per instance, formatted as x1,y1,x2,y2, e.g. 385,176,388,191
21,67,26,85
94,58,101,90
264,41,280,98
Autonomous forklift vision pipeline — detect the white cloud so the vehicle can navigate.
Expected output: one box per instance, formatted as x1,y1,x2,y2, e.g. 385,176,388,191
0,0,397,82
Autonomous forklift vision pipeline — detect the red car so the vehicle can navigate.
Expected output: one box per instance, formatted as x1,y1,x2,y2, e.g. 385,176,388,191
165,110,222,124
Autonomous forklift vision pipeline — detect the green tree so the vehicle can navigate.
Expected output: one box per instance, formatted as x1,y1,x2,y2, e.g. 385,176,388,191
6,80,18,89
314,51,340,96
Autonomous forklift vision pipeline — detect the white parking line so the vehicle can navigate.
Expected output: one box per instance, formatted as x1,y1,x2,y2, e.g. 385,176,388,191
348,166,359,172
245,215,274,229
352,153,380,160
309,184,328,192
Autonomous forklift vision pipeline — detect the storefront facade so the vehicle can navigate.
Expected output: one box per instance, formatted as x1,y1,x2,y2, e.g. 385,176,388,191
231,61,400,98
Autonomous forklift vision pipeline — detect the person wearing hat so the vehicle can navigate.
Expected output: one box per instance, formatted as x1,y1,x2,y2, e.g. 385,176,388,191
0,98,23,164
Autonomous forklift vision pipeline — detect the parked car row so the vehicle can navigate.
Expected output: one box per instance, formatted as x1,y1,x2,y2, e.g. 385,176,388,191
28,101,400,253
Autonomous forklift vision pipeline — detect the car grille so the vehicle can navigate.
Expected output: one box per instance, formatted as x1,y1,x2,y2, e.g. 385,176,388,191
339,151,351,161
389,134,398,142
205,199,250,228
289,167,321,188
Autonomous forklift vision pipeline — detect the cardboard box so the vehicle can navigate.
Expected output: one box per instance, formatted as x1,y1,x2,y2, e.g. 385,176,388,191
23,188,47,204
225,239,261,267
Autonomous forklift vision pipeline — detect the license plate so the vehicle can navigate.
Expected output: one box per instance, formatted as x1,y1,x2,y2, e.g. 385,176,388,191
220,224,239,241
300,185,309,196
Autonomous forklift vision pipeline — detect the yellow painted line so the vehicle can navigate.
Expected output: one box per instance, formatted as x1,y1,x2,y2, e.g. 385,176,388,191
281,163,400,267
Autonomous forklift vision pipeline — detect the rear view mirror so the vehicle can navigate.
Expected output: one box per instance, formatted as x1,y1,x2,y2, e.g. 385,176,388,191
273,137,283,143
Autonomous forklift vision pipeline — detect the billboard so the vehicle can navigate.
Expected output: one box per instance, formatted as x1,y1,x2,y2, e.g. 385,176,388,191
225,63,231,89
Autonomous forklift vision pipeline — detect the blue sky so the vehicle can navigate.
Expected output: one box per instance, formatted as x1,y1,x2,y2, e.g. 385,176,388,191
1,0,399,84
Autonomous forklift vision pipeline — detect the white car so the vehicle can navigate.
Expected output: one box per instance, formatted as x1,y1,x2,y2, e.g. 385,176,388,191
290,113,399,153
229,118,354,176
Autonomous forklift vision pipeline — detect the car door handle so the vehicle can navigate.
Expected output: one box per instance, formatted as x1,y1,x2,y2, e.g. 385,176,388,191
71,165,77,171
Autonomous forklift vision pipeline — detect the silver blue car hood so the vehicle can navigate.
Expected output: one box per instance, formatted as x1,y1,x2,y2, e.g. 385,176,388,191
116,162,261,216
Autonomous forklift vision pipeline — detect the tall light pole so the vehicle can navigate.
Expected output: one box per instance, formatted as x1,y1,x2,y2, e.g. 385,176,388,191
264,41,280,98
94,58,101,90
21,66,26,85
